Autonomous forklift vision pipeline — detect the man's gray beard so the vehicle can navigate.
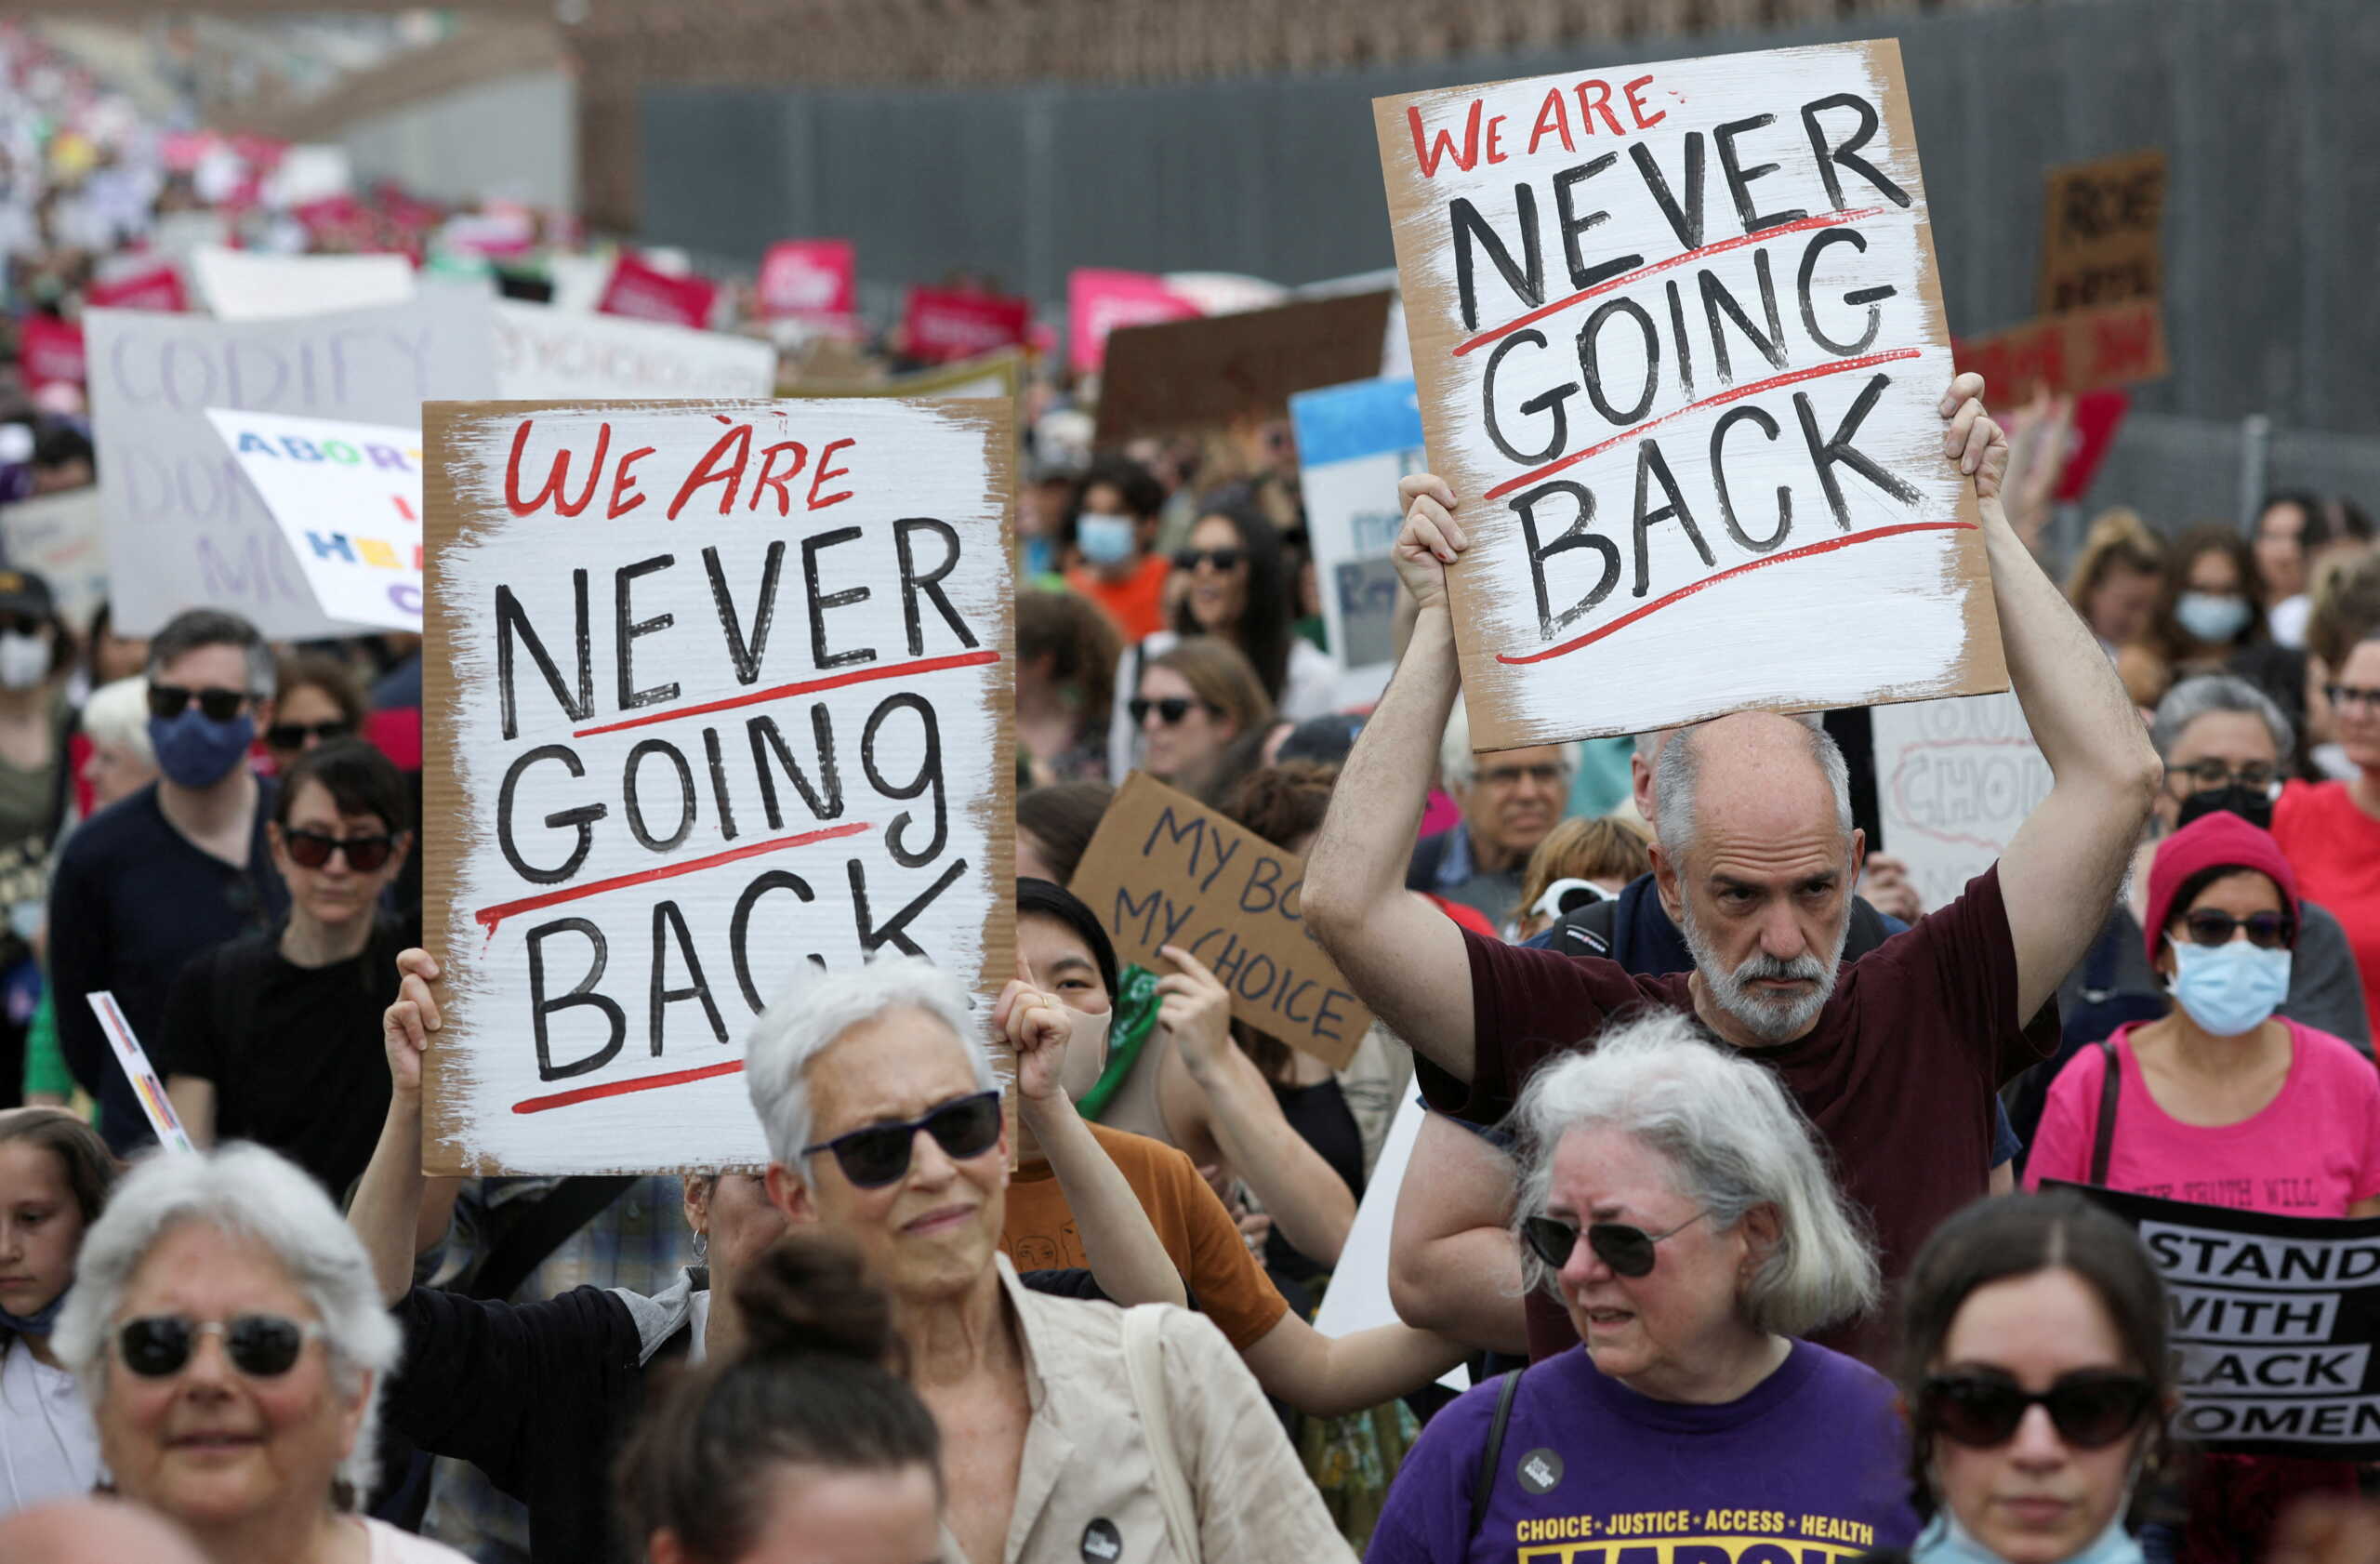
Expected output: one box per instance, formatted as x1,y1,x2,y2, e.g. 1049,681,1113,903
1677,892,1850,1043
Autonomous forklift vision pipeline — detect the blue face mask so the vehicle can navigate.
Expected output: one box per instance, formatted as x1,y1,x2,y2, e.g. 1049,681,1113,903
2175,591,2253,644
2167,937,2292,1037
149,708,256,790
1913,1507,2142,1564
1076,512,1138,567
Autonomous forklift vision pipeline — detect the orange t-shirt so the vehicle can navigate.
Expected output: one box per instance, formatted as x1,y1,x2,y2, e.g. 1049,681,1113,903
1002,1119,1289,1351
2275,779,2380,1043
1065,555,1172,643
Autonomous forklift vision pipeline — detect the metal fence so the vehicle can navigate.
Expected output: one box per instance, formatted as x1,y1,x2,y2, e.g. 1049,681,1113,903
640,0,2380,516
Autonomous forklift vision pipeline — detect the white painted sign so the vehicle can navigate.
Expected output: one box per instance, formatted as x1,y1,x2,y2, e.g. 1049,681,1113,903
1374,41,2004,748
0,487,107,630
422,396,1017,1173
86,991,197,1154
1289,377,1426,709
207,410,423,632
191,245,416,321
492,301,775,400
1313,1091,1470,1392
85,295,496,638
1870,690,2049,911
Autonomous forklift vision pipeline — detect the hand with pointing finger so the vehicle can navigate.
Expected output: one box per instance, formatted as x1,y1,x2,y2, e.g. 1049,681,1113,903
1156,944,1236,1086
381,948,443,1103
995,951,1073,1106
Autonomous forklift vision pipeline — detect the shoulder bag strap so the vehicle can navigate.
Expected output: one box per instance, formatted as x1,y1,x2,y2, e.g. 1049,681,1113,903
2089,1039,2122,1186
1468,1369,1523,1542
1120,1305,1201,1563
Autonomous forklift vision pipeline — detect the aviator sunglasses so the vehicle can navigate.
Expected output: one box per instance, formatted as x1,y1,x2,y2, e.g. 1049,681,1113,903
115,1314,324,1379
1521,1211,1706,1278
800,1090,1002,1188
282,828,400,873
1920,1368,2157,1450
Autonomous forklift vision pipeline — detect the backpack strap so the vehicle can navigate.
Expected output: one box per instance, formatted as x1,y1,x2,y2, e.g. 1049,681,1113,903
1467,1369,1523,1542
2089,1039,2122,1186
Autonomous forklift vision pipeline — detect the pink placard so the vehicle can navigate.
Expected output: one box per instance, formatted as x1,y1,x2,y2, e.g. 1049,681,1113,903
20,315,86,389
598,253,721,329
759,239,856,320
903,285,1033,364
86,264,186,313
1068,268,1200,375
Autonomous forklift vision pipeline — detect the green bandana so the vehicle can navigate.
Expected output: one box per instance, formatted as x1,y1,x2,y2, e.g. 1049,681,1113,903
1078,963,1160,1122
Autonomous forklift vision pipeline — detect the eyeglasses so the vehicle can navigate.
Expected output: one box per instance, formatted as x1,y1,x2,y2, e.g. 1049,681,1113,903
115,1314,323,1379
264,720,353,750
800,1090,1002,1189
2327,684,2380,713
282,828,399,873
1477,762,1567,789
1130,696,1214,727
1920,1369,2157,1450
147,684,249,723
1171,547,1243,574
2178,908,2294,950
1520,1211,1705,1278
2168,760,2279,793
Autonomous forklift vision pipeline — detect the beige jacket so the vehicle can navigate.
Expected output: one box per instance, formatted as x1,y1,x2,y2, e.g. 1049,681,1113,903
943,1255,1354,1564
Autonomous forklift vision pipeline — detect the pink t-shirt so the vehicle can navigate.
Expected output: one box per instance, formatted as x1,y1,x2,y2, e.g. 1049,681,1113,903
2026,1019,2380,1214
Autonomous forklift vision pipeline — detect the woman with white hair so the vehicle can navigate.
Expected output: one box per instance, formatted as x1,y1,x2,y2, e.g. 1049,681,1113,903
744,952,1351,1564
1368,1012,1917,1562
51,1143,469,1563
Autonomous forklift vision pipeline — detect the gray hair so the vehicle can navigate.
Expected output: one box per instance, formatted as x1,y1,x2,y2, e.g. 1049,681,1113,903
1509,1010,1880,1338
1651,713,1850,862
145,609,276,702
2151,674,2294,775
81,677,155,764
745,956,996,1184
1439,699,1576,793
52,1145,401,1508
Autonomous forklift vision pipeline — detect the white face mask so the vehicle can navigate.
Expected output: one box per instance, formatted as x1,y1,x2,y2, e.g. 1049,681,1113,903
0,630,46,691
1060,1003,1113,1101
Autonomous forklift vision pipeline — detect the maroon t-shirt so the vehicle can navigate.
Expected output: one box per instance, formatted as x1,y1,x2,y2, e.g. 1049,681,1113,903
1414,866,2047,1367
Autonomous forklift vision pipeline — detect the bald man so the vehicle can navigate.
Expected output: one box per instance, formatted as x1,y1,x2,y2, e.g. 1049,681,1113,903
1306,375,2160,1364
0,1499,207,1564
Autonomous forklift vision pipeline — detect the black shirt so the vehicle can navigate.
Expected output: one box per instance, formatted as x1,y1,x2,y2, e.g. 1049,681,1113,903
155,916,407,1198
47,780,286,1152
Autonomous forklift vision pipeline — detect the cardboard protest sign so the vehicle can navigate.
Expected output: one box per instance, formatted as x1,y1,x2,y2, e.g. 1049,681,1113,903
1955,299,2168,402
85,294,496,638
597,253,720,330
86,992,197,1154
207,411,422,632
1092,289,1396,447
1289,377,1426,709
1869,691,2049,910
2056,1183,2380,1460
2038,149,2166,315
759,240,856,322
0,488,107,630
1067,269,1200,376
1069,774,1370,1070
1375,42,2005,749
191,246,415,321
421,396,1016,1173
903,287,1034,364
492,301,775,400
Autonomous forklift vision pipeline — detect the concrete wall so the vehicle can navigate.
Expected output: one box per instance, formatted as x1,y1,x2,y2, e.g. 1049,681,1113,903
345,68,574,211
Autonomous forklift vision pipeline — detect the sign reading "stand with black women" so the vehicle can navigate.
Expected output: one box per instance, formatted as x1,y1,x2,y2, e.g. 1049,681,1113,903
422,396,1015,1174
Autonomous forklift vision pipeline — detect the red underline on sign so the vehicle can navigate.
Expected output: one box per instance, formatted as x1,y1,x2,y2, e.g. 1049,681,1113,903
1480,348,1923,503
573,649,1004,738
1453,208,1885,358
513,1057,746,1115
472,820,875,934
1495,519,1978,667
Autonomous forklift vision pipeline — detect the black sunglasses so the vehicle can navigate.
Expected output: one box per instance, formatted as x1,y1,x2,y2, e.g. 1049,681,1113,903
1130,696,1215,727
116,1314,322,1379
1172,547,1243,573
2179,908,2294,950
282,828,399,873
148,683,249,723
1920,1369,2157,1450
800,1090,1001,1189
0,613,45,638
265,720,353,749
1521,1211,1704,1278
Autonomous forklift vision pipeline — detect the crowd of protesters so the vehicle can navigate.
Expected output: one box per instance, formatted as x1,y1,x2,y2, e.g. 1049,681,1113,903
3,26,2380,1564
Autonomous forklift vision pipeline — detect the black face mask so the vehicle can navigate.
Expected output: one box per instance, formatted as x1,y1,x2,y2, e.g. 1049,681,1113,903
2177,783,2275,834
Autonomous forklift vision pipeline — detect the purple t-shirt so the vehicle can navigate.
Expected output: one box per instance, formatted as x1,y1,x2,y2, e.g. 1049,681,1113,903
1368,1341,1918,1564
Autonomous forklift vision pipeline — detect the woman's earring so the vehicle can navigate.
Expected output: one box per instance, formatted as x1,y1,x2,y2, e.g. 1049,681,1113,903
693,1230,708,1265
